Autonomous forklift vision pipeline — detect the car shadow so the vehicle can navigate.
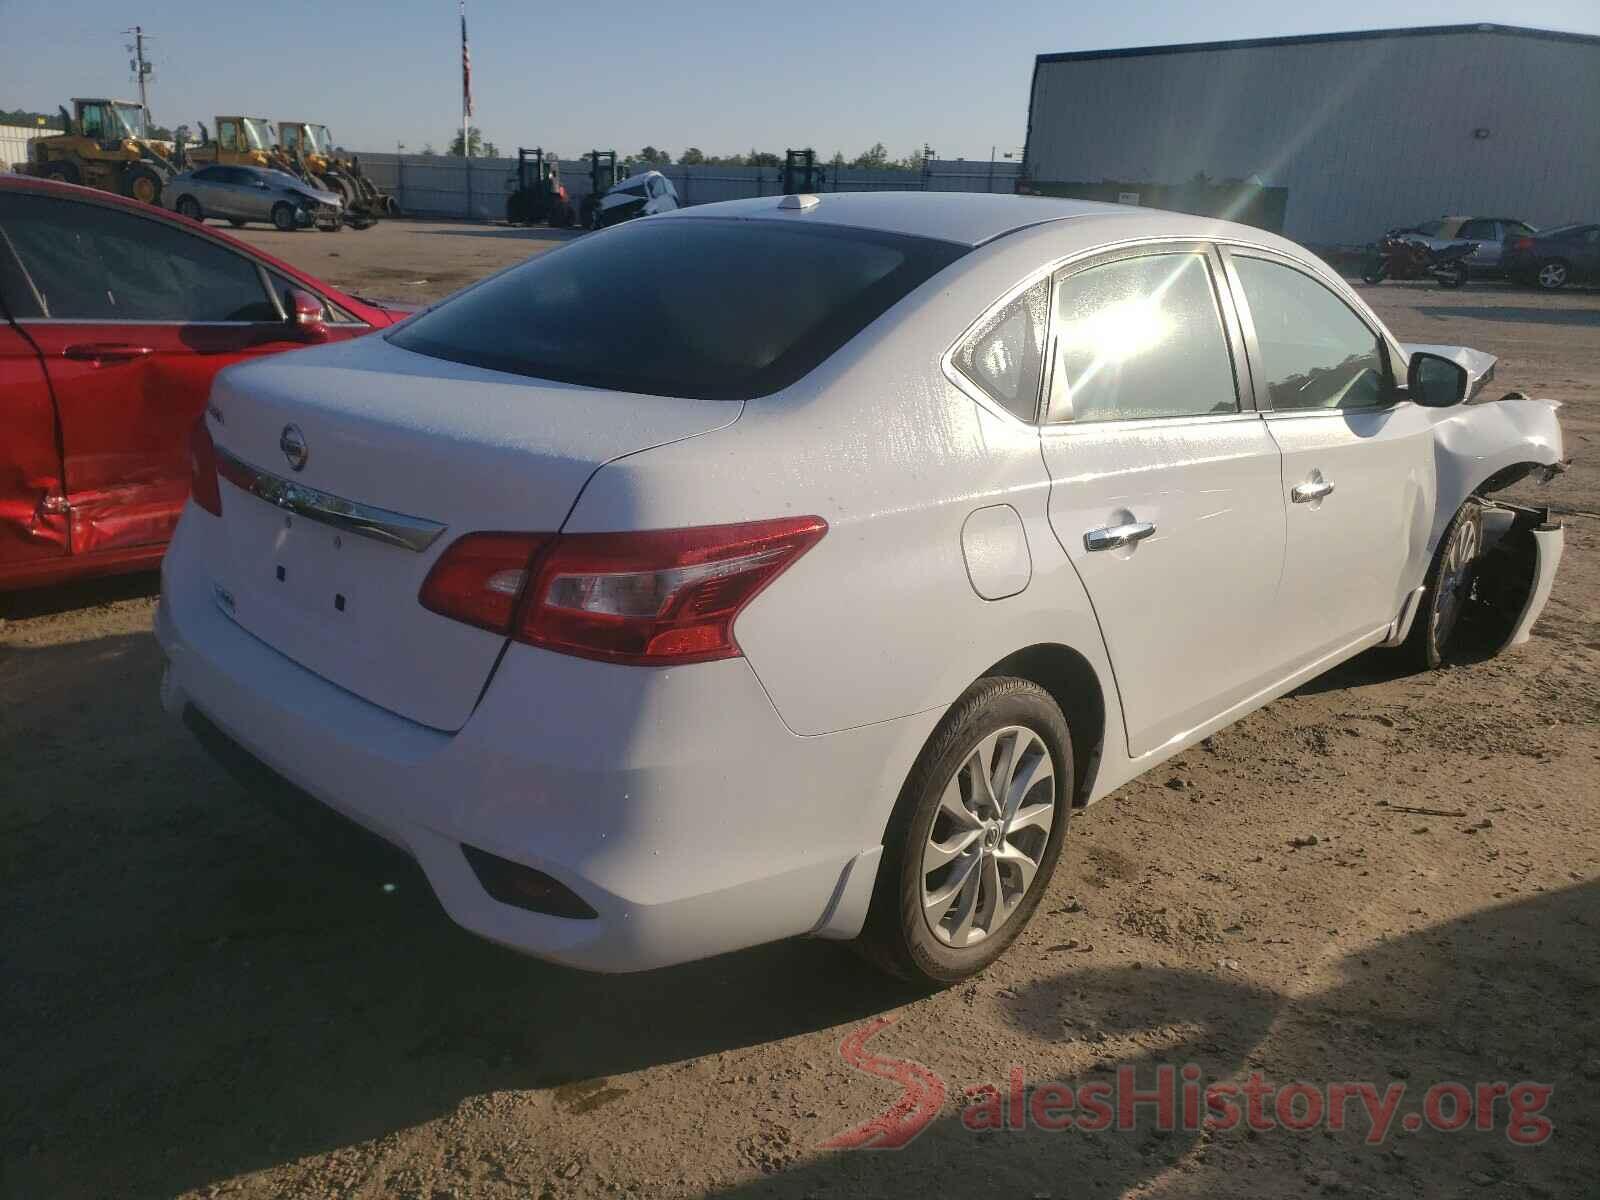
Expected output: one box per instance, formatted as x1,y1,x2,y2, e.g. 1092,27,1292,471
1421,305,1600,327
3,629,1592,1198
0,569,160,621
697,881,1595,1199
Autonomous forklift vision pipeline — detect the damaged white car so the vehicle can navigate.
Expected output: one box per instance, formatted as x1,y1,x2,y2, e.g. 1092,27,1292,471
590,169,679,228
159,195,1565,985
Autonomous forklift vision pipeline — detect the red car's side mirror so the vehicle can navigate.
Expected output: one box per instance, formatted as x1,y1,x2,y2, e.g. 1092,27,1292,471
286,288,330,343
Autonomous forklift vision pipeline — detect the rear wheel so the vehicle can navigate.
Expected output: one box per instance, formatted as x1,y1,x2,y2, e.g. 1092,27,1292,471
1403,498,1484,669
42,161,79,185
270,202,297,232
175,195,203,221
227,217,247,228
857,677,1071,985
1536,260,1570,290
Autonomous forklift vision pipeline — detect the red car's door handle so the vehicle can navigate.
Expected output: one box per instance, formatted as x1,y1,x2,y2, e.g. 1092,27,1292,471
62,343,155,364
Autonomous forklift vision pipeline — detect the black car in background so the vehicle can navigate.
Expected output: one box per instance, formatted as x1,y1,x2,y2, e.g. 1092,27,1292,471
1503,223,1600,290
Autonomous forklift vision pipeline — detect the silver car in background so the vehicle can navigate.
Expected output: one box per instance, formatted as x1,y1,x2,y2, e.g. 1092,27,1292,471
166,165,342,232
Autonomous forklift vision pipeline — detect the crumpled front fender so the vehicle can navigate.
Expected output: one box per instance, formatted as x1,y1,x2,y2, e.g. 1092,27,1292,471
1429,397,1564,553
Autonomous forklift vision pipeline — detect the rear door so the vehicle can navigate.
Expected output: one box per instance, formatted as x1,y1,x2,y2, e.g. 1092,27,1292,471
0,241,68,579
0,191,369,559
1222,247,1434,667
1039,243,1287,758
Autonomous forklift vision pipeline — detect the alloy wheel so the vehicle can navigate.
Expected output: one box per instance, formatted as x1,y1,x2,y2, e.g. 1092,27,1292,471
921,725,1055,948
1537,262,1568,289
1432,515,1480,649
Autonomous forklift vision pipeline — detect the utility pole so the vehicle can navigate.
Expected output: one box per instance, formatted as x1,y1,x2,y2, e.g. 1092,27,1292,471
124,26,153,130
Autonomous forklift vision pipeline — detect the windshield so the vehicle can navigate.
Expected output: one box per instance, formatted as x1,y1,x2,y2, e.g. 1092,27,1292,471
389,217,968,401
112,103,146,139
310,125,334,155
242,118,276,150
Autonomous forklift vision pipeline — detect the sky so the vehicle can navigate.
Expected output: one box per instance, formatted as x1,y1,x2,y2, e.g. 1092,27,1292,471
3,0,1597,161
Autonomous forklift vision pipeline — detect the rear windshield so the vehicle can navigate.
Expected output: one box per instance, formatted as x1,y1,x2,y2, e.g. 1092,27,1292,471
388,217,967,400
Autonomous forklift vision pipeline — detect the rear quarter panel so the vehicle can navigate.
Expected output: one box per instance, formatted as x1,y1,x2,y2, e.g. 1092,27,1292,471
563,223,1126,760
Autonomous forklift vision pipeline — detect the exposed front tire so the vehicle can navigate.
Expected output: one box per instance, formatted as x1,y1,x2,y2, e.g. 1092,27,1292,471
270,202,297,232
1536,260,1570,290
175,195,203,221
1403,498,1484,670
857,677,1072,986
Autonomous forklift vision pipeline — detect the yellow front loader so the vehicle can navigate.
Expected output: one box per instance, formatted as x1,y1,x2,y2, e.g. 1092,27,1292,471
25,99,176,204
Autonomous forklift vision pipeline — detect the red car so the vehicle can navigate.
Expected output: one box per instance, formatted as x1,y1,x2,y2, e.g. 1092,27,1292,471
0,176,408,591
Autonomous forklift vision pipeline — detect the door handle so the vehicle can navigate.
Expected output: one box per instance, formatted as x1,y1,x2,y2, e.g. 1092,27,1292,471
62,343,154,364
1084,520,1156,552
1291,479,1336,503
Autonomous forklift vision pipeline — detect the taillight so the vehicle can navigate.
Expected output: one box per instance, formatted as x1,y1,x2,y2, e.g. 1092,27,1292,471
1511,237,1534,252
418,517,827,665
188,416,223,516
418,532,550,633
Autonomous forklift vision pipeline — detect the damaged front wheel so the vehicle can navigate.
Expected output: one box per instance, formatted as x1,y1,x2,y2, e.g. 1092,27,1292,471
1404,498,1483,669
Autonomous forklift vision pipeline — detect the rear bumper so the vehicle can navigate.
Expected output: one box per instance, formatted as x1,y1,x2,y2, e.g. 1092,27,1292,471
157,508,935,971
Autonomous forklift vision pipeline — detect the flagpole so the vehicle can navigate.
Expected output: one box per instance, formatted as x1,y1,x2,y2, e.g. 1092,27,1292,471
460,0,470,160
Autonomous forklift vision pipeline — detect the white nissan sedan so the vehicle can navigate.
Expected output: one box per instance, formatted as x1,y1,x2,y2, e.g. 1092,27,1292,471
159,193,1565,985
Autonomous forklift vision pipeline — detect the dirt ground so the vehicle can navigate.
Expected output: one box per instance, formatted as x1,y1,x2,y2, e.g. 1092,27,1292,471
3,221,1598,1200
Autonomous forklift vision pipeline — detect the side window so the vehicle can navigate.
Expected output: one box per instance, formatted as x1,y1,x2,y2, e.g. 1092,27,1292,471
1231,256,1386,412
1506,221,1536,237
1458,219,1498,241
1046,251,1238,423
0,194,275,322
218,119,241,152
953,278,1048,422
80,105,105,139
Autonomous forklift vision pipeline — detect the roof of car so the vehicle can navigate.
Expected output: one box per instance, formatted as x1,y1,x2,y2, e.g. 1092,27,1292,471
661,191,1150,247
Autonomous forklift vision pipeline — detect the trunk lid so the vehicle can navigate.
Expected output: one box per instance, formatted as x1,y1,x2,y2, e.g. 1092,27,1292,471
205,335,740,731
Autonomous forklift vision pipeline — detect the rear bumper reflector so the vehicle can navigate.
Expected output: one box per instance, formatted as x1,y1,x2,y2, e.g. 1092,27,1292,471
461,844,599,920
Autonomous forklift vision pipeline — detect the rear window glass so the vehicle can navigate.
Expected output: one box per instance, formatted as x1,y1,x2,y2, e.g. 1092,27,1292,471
388,217,967,400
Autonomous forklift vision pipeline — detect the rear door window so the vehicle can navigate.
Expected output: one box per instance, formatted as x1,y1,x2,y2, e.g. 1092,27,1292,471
1045,251,1239,423
1458,219,1498,241
389,217,967,400
0,193,276,322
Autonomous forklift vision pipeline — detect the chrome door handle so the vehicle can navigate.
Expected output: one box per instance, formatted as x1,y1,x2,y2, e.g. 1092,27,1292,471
1084,521,1156,552
1291,479,1336,503
63,342,154,364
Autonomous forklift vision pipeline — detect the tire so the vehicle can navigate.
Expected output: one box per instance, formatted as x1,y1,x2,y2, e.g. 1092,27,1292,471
175,195,203,221
857,676,1072,986
506,190,531,226
1436,262,1468,289
270,202,297,232
42,161,79,185
1402,498,1484,670
1535,260,1570,291
1361,265,1388,285
227,218,247,228
121,163,163,205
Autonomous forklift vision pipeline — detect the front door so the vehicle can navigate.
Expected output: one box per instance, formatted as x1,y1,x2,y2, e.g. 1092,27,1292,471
0,191,356,560
1039,244,1287,759
1223,249,1435,666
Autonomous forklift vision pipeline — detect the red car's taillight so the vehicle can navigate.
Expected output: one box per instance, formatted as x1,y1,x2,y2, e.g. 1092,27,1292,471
188,416,223,516
419,517,827,665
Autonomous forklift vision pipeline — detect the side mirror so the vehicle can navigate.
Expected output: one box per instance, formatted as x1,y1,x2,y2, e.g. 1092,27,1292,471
1407,351,1469,407
285,288,330,342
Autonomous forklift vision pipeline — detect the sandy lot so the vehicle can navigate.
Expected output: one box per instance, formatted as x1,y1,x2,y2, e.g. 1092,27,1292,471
3,222,1598,1200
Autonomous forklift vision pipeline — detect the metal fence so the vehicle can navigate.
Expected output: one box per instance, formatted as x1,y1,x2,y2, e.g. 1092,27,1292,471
0,124,62,171
351,153,1023,221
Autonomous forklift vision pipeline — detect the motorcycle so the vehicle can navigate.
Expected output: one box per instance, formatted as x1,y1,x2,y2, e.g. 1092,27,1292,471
1362,232,1475,288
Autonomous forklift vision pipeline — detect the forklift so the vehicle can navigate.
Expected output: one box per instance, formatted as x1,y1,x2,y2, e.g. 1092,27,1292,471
783,148,828,195
579,149,620,229
506,147,575,227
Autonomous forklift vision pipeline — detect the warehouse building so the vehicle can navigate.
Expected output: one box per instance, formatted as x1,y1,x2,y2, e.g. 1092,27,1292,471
1022,23,1600,247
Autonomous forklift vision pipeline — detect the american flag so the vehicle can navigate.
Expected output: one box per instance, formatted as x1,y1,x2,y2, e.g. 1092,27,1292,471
461,4,473,119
